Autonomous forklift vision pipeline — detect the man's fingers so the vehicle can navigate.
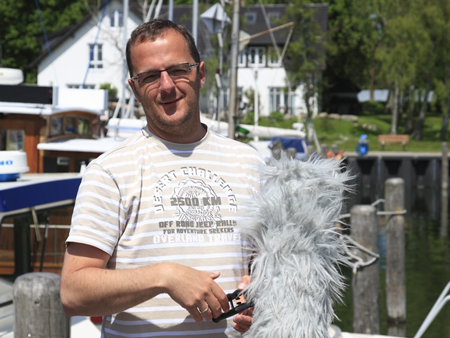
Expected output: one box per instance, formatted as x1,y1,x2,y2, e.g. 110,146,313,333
190,307,203,322
233,312,253,332
210,284,230,314
196,302,213,321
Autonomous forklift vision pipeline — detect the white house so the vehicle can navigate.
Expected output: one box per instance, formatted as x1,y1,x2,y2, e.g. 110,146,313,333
30,1,328,119
231,4,328,118
31,0,141,103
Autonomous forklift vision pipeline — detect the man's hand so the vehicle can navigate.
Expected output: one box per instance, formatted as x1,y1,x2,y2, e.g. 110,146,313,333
161,263,230,322
233,275,253,333
61,243,229,320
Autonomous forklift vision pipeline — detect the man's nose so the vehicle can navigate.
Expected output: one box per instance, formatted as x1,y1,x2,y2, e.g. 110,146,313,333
159,71,175,91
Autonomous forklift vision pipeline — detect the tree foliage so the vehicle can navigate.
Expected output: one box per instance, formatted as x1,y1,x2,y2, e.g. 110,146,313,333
325,0,450,140
283,0,325,118
4,0,450,140
0,0,88,82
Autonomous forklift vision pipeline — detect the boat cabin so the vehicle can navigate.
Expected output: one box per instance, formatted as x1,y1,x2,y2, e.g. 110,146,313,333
0,81,108,173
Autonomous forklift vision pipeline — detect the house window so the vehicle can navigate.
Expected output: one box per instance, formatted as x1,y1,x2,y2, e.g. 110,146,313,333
89,44,103,69
267,47,281,67
245,12,256,24
269,87,295,114
248,47,265,67
284,90,295,115
269,87,282,113
238,50,247,67
222,87,243,109
110,10,123,27
267,12,279,24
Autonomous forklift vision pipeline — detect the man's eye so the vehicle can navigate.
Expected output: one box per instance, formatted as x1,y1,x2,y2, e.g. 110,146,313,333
169,68,189,76
141,73,159,83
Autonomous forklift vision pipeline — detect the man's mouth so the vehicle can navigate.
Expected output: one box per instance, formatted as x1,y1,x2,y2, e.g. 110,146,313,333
160,97,181,105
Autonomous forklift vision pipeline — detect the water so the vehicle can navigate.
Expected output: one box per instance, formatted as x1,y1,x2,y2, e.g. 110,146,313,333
334,186,450,337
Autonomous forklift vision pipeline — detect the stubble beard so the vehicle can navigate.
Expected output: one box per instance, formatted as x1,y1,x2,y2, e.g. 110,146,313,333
145,76,202,138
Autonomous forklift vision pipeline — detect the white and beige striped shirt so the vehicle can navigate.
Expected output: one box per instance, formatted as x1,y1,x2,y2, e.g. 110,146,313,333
67,126,264,337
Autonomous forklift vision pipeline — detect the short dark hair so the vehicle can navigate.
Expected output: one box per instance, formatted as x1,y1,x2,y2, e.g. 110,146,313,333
126,19,200,77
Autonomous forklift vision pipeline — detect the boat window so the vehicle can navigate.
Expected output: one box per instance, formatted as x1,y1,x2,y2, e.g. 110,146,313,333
65,117,77,134
50,117,63,136
67,84,96,89
78,118,90,136
0,130,24,151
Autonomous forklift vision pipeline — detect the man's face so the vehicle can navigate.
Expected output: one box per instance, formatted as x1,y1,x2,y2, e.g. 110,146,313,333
128,29,205,142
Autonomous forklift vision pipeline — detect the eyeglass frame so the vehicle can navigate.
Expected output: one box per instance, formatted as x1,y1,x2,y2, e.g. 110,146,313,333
130,62,200,85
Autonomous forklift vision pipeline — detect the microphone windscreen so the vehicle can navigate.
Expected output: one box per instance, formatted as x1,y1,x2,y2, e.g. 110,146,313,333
241,155,353,338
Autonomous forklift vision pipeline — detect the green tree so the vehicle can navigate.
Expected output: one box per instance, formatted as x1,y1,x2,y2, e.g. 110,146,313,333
284,1,325,117
377,0,415,134
427,0,450,141
0,0,88,83
326,0,387,101
409,0,440,141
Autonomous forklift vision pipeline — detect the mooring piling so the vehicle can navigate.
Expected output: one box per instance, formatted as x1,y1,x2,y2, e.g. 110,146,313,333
385,178,406,324
13,272,70,338
350,204,380,335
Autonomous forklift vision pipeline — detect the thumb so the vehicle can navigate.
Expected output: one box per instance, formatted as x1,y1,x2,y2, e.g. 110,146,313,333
238,275,251,290
209,271,221,279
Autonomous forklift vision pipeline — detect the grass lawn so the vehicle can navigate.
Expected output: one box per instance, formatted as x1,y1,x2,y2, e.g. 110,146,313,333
245,112,448,153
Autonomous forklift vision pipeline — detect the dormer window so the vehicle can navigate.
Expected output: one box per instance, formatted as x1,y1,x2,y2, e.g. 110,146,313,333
245,12,256,24
110,10,123,27
267,12,279,24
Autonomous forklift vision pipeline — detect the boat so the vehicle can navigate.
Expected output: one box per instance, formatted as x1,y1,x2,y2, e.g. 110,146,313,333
0,154,100,336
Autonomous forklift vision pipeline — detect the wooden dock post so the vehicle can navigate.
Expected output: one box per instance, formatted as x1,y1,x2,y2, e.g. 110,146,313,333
272,148,281,160
331,144,339,156
351,205,380,334
286,147,297,159
13,272,70,338
441,142,448,237
321,144,328,158
385,178,406,323
307,145,315,159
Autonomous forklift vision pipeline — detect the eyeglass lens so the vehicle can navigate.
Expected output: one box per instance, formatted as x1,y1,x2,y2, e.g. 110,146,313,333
138,63,195,84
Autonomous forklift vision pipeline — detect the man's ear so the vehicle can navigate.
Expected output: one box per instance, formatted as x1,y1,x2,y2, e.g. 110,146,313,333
199,62,206,89
128,79,141,103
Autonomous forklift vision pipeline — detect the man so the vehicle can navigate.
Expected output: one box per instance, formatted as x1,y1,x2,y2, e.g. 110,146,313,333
60,19,264,337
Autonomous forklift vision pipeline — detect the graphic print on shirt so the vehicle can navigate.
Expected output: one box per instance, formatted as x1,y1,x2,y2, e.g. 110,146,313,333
171,178,222,224
153,166,241,243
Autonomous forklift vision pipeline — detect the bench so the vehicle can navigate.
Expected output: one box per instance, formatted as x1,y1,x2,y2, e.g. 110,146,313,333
378,134,409,151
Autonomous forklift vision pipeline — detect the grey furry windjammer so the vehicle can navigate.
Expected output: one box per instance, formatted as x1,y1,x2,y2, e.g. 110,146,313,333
240,155,352,338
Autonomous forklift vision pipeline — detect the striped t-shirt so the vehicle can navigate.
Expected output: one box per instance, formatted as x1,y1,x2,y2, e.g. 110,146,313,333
66,126,264,337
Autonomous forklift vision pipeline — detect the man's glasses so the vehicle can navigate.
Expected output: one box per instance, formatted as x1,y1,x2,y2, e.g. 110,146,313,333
130,62,199,85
